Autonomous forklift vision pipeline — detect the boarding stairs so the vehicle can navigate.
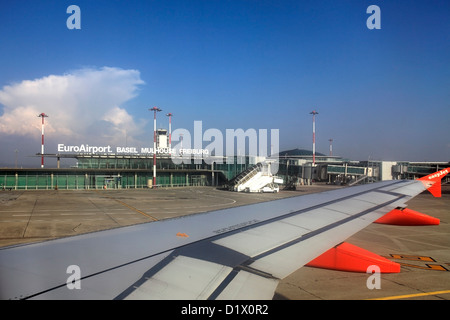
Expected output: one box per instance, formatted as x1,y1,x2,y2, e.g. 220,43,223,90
228,163,262,191
347,175,368,186
230,162,283,193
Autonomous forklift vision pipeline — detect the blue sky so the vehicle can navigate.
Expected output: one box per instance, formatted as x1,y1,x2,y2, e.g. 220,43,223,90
0,0,449,167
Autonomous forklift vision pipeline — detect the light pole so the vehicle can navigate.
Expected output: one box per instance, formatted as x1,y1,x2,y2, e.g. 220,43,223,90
310,110,318,165
329,138,333,156
166,113,173,153
149,107,162,188
38,113,49,168
179,133,184,170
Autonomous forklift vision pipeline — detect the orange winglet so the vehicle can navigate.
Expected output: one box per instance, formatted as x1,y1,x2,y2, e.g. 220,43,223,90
306,242,400,273
375,208,439,226
418,167,450,197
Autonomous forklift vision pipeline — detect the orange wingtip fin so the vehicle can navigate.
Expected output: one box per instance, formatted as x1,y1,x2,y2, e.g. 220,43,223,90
306,242,400,273
418,167,450,197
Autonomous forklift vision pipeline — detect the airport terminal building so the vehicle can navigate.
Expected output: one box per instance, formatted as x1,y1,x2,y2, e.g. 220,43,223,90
0,153,256,190
1,145,448,190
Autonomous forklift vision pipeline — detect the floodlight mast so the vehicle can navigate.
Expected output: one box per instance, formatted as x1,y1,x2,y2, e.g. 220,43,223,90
166,113,173,153
310,110,318,165
37,113,49,168
149,107,162,188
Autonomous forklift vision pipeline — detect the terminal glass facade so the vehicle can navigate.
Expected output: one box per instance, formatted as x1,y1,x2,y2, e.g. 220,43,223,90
2,154,448,190
1,156,257,190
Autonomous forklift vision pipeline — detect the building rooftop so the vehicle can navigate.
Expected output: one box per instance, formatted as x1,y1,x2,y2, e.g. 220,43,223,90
277,148,325,157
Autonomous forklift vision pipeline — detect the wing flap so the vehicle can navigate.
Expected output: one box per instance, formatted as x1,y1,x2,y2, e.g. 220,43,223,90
212,221,310,257
215,270,279,300
283,208,348,230
124,256,233,300
352,191,398,204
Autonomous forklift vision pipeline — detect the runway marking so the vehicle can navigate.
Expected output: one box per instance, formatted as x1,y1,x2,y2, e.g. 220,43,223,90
3,208,127,213
112,199,158,221
398,262,449,271
92,190,158,221
390,254,435,262
369,289,450,300
389,254,449,271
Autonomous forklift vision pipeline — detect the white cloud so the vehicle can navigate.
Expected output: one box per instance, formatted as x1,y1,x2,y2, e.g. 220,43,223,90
0,67,145,144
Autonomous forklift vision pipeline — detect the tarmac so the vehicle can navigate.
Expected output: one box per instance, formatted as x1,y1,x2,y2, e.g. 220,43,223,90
0,183,448,300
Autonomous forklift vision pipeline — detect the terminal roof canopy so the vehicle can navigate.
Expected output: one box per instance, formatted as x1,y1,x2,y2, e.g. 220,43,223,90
277,148,326,157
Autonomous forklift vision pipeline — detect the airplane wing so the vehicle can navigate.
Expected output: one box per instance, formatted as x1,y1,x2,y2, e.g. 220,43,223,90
0,168,448,300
